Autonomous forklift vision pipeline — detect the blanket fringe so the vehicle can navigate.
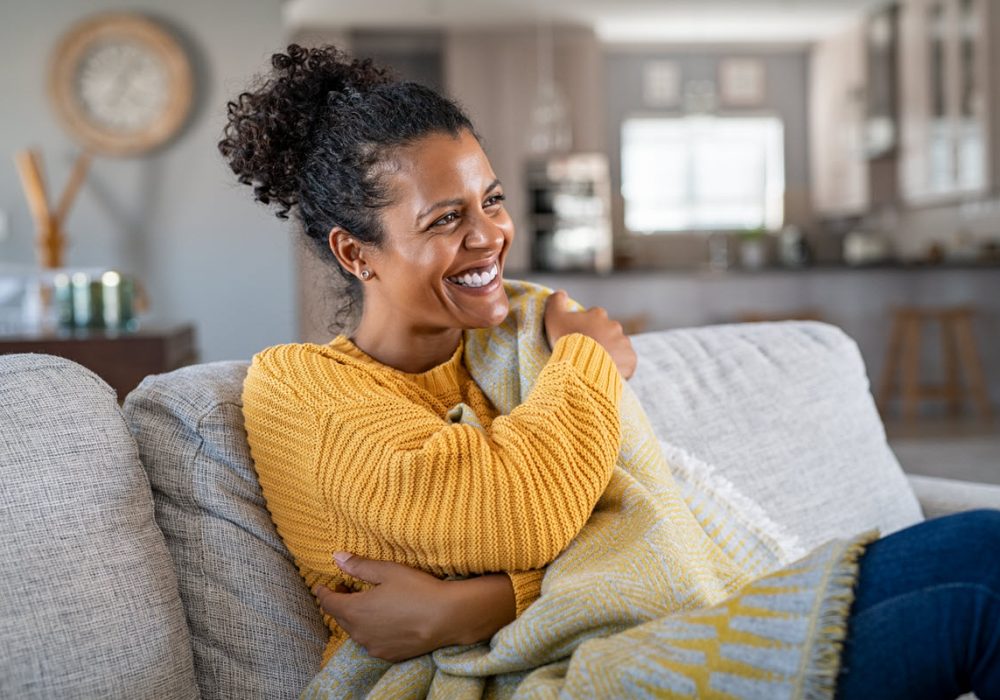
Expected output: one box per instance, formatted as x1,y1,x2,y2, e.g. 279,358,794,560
658,440,807,567
800,531,879,700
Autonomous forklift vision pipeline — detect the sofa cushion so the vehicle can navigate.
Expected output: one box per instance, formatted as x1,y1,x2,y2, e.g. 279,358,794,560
630,321,924,551
123,362,326,700
0,354,199,699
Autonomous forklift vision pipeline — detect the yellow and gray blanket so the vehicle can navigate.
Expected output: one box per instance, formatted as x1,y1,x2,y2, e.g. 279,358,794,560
302,280,874,699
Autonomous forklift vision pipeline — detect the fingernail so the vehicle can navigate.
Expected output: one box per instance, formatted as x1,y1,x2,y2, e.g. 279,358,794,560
310,585,319,596
333,552,351,566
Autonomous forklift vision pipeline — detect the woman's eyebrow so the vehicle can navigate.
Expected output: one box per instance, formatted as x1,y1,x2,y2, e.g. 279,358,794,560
417,198,464,222
415,179,502,221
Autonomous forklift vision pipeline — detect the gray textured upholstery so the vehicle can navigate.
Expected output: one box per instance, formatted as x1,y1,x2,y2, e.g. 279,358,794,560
907,474,1000,520
123,361,326,700
0,354,198,699
7,321,991,698
630,321,924,551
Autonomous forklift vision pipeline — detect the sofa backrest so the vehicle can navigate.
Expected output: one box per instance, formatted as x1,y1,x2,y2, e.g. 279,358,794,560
630,320,923,551
121,321,923,698
0,354,199,700
123,362,326,700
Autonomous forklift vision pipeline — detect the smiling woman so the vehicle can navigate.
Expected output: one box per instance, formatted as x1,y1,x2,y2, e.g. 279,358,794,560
218,43,636,669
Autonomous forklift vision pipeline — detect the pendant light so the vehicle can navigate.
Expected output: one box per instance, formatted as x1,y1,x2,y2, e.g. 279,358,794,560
526,19,572,155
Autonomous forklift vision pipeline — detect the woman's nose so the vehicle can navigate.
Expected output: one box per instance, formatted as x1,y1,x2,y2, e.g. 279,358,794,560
463,215,505,251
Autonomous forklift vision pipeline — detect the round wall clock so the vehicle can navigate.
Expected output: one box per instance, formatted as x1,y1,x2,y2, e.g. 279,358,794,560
48,13,194,157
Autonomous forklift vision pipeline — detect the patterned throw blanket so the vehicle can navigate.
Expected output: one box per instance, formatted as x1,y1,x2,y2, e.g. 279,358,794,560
302,280,875,699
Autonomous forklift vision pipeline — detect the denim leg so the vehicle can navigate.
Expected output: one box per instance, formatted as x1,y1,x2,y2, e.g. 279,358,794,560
835,509,1000,700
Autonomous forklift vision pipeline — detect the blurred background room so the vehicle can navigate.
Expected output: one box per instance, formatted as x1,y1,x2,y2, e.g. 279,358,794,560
0,0,997,483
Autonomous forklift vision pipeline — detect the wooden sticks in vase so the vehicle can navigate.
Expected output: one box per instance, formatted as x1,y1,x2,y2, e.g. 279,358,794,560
14,149,91,269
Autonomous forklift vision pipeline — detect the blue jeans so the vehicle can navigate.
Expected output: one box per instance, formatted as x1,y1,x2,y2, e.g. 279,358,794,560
836,509,1000,700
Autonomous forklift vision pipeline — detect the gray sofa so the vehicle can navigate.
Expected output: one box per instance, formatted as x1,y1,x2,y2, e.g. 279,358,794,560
2,321,998,699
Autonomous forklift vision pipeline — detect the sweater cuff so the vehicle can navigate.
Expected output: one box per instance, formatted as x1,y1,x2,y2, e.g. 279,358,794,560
507,569,545,617
550,333,622,406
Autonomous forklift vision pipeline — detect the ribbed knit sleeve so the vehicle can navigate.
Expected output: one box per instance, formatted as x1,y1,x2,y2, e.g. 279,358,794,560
312,333,620,576
507,570,545,616
548,333,622,406
502,333,620,616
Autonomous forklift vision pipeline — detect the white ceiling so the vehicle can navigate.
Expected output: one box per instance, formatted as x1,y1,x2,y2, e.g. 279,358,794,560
283,0,889,44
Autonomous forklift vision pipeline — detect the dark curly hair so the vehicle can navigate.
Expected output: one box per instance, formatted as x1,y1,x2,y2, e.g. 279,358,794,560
218,44,475,326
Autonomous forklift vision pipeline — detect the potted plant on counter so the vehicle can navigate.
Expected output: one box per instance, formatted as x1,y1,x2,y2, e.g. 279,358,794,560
739,226,769,269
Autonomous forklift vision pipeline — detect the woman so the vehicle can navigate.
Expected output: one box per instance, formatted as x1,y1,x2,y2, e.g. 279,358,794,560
221,45,999,699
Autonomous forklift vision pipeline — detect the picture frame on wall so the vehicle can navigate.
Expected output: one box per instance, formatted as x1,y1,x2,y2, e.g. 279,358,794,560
642,60,681,108
718,58,766,107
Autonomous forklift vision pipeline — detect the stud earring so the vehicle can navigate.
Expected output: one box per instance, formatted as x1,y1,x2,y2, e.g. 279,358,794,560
361,269,371,280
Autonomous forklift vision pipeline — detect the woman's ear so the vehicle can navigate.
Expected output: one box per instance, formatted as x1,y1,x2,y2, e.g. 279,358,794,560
329,227,374,282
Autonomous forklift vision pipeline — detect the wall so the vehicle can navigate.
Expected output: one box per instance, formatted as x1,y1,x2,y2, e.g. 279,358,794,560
604,47,813,269
0,0,296,362
445,25,607,273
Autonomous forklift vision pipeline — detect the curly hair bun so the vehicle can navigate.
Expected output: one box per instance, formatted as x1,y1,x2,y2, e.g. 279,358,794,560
218,44,390,219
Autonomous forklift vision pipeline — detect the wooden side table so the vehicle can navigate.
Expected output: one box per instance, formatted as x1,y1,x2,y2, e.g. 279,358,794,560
0,323,198,399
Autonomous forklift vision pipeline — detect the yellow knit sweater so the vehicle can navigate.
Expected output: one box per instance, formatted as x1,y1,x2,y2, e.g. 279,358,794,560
242,332,622,665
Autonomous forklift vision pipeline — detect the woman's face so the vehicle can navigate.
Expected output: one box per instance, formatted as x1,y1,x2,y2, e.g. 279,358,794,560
360,129,514,332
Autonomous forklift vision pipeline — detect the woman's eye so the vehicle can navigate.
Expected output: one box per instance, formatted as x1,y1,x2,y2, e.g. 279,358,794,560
485,193,506,208
432,212,458,227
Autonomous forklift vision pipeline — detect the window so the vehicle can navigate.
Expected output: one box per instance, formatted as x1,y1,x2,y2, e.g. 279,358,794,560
621,115,785,233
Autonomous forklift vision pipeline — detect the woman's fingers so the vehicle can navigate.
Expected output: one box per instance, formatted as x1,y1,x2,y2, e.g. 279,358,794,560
313,555,458,662
546,289,568,310
543,291,637,378
334,551,408,585
311,584,347,620
312,583,367,635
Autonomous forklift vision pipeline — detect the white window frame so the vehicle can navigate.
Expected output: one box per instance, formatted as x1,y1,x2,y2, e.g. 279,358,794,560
621,114,785,234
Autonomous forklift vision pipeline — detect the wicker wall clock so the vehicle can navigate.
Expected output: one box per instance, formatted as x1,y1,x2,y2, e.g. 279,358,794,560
48,13,194,156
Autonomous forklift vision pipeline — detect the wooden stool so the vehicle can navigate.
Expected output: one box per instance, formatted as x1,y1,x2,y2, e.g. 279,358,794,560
878,305,993,421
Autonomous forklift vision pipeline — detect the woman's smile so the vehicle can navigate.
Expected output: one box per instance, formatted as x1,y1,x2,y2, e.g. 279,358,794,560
445,261,500,290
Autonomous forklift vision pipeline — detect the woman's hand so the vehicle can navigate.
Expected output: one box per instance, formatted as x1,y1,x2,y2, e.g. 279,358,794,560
544,290,637,379
313,553,516,662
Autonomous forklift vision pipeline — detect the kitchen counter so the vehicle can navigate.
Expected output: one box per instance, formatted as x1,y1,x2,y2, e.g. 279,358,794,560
516,264,999,326
509,260,1000,277
516,264,1000,407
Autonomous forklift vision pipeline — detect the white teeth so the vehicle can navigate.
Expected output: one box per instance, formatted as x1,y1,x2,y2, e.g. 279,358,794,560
449,263,498,288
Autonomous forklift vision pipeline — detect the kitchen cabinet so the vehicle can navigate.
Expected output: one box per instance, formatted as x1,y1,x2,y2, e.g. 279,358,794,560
810,6,902,217
865,6,901,160
809,19,869,216
898,0,998,202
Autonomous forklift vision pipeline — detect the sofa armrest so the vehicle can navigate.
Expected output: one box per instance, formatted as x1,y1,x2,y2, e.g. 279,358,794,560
907,474,1000,519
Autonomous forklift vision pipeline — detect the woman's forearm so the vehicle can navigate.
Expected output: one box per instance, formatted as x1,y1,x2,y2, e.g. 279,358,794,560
314,556,519,661
439,573,517,647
